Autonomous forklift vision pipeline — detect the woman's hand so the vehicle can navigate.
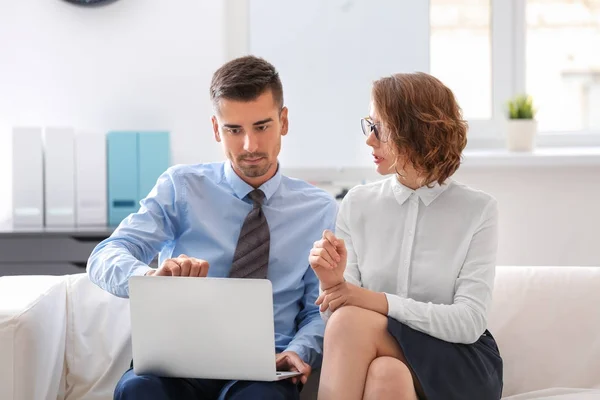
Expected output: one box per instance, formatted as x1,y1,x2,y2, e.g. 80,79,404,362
316,281,359,312
316,282,389,315
309,230,347,290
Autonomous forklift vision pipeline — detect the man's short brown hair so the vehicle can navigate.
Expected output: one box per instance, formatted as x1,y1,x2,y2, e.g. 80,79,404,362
372,72,468,185
210,56,284,112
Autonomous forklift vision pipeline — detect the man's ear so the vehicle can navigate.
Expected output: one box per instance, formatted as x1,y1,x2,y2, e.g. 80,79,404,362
211,115,221,142
280,106,289,137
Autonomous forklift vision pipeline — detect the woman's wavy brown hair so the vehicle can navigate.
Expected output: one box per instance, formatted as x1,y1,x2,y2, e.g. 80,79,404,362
372,72,467,185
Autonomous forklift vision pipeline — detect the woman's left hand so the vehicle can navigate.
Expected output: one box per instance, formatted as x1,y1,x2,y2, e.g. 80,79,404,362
316,282,390,315
316,281,363,312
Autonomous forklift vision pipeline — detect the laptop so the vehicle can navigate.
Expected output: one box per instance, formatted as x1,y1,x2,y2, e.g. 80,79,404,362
129,276,302,381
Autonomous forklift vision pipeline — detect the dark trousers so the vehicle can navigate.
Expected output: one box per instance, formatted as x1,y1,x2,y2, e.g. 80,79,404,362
114,368,300,400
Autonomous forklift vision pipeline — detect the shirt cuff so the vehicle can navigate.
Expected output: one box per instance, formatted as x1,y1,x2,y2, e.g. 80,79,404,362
130,265,154,277
284,344,310,365
384,292,407,322
320,308,333,323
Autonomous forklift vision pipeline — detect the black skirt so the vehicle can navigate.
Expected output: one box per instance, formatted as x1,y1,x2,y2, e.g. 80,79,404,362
387,317,503,400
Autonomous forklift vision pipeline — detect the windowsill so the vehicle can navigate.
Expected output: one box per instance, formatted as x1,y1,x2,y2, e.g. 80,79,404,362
283,147,600,183
461,147,600,168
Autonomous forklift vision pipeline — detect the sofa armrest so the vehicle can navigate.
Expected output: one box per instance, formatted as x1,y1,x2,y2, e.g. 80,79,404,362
63,274,132,400
0,275,69,400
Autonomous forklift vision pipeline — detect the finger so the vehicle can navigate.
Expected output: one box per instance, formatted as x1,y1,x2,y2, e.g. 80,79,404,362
168,259,182,276
178,254,189,259
329,296,347,312
336,239,347,257
301,366,310,384
320,239,341,263
198,260,210,277
275,353,285,366
319,294,329,312
290,357,311,382
188,261,200,277
322,229,339,246
314,247,336,267
311,240,339,265
177,258,192,276
276,354,292,372
320,292,342,313
315,292,325,305
301,374,308,385
157,259,178,276
286,354,304,373
309,255,335,271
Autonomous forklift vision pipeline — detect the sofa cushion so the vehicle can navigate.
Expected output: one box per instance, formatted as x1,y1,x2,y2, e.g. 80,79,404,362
503,387,600,399
64,274,132,400
61,267,600,399
489,267,600,397
0,275,68,400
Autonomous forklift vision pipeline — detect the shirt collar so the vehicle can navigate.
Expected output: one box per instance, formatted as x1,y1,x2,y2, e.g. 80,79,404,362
224,161,282,203
392,176,450,206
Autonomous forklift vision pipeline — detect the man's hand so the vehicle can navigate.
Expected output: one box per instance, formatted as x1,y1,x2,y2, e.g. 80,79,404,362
309,230,347,290
276,351,311,385
145,254,209,277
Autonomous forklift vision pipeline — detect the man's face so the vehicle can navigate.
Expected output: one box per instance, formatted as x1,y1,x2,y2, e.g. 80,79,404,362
212,90,288,187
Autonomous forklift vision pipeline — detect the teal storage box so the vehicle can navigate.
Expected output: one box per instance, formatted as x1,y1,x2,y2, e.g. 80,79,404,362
106,131,170,226
107,132,139,226
138,131,170,199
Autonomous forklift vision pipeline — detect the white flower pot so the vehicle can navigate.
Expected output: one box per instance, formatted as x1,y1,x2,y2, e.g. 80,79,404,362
506,119,537,152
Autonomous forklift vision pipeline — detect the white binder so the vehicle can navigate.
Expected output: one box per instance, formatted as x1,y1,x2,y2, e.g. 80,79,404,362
44,127,76,227
75,131,107,227
12,127,44,227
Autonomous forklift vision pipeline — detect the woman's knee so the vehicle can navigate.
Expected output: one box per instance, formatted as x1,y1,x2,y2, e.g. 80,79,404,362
366,357,414,393
326,305,361,331
325,306,384,342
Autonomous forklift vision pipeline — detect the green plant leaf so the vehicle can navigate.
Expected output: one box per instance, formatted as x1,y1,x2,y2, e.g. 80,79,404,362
506,94,536,119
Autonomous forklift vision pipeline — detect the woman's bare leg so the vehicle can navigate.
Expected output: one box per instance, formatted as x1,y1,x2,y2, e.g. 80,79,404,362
318,306,424,400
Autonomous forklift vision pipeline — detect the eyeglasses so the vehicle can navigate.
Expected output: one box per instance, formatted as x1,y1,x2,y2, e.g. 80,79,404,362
360,117,388,143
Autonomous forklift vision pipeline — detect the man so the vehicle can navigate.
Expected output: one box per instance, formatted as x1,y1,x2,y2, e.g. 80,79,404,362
87,56,337,400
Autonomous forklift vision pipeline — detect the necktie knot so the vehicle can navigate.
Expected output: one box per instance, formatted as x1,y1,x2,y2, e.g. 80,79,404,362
248,189,266,208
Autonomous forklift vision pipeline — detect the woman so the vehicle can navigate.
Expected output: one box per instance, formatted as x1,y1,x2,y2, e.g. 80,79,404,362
309,72,503,400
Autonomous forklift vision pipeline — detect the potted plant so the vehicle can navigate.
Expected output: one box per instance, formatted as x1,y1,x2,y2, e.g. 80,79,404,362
505,94,537,151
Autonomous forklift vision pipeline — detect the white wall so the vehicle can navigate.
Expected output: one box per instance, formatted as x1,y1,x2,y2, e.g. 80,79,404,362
454,165,600,267
0,0,226,222
303,163,600,268
248,0,429,168
0,1,597,267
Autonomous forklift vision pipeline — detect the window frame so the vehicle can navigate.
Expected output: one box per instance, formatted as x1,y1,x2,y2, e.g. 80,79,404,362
458,0,600,148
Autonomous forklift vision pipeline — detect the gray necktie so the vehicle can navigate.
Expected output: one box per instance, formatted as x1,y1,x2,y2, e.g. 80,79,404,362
229,189,270,279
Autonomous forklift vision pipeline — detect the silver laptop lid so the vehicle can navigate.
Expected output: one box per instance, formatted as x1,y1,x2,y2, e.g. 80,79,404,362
129,276,277,381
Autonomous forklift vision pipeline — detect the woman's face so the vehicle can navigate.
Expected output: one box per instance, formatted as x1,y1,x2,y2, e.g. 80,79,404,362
365,103,398,176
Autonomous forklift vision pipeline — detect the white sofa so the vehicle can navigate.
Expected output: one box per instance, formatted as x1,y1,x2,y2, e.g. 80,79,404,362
1,266,600,400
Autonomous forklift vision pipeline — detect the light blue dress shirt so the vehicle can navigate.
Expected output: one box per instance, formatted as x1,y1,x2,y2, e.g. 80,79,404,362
87,161,337,367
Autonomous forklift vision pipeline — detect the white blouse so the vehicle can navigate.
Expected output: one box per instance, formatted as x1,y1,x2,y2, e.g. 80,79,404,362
324,176,499,344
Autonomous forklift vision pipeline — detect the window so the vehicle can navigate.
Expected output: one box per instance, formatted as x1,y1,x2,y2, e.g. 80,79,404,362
430,0,600,143
430,0,492,120
526,0,600,132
